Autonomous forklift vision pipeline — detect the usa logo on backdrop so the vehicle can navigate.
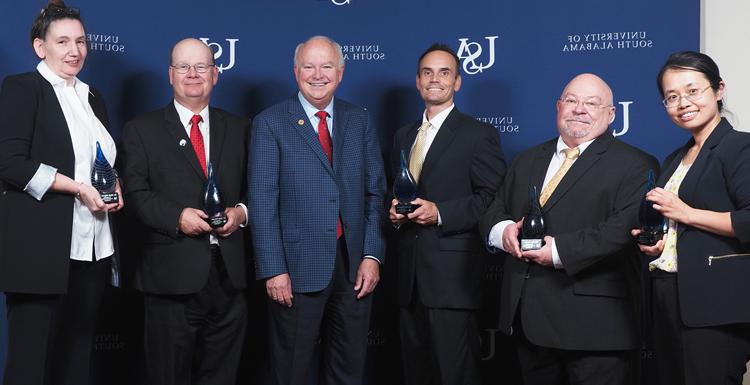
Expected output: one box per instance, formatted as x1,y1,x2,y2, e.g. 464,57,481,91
561,31,653,52
457,35,499,75
341,43,386,62
87,33,126,53
613,100,633,137
199,38,239,73
476,115,520,135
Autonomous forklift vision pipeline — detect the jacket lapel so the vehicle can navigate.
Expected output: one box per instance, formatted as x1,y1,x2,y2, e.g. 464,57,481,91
208,107,227,173
163,104,205,181
529,139,556,193
542,132,613,212
288,98,334,177
419,108,459,183
675,118,733,239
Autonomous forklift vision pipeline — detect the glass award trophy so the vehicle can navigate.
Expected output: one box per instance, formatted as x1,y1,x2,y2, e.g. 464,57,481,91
91,141,119,204
203,162,228,228
520,185,545,250
637,169,667,246
393,150,419,214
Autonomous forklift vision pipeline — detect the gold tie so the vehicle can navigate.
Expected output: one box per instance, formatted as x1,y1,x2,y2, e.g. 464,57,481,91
539,147,580,207
409,121,431,183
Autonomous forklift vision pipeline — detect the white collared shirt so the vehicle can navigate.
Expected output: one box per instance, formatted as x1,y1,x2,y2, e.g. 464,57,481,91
412,104,454,160
24,61,116,261
488,136,595,269
298,91,334,137
174,101,211,163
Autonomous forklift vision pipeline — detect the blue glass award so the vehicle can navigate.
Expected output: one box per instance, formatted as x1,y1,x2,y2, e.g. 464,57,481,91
637,169,667,246
393,150,419,214
520,185,545,250
91,141,119,204
203,162,228,228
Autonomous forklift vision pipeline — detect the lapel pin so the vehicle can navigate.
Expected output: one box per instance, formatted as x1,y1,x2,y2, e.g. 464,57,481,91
179,139,187,147
297,119,305,126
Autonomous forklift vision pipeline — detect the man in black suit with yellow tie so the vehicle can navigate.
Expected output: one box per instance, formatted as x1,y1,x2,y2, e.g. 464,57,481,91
389,43,506,385
120,38,249,385
480,73,659,385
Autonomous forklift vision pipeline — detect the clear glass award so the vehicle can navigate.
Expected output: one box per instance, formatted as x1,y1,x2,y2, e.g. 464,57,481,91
393,150,419,214
91,141,119,204
203,162,228,228
637,169,667,246
520,185,545,250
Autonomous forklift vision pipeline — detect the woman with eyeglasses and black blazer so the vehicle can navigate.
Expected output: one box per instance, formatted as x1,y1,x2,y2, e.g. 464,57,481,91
0,1,123,384
632,51,750,385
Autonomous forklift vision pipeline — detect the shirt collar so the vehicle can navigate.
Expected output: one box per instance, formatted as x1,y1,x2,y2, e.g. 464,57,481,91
555,136,595,156
298,91,334,122
36,60,88,93
173,100,209,128
422,104,454,130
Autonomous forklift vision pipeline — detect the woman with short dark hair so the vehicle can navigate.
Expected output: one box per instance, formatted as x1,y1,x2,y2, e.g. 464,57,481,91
0,1,122,384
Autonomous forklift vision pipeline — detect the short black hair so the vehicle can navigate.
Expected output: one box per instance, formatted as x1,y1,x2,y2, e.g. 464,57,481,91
416,43,460,77
30,0,84,48
657,51,723,111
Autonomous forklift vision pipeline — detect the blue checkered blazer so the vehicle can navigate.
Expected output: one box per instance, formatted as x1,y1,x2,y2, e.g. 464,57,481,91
249,96,386,293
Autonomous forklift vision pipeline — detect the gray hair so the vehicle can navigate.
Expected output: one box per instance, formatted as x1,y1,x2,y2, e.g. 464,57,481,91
294,35,345,68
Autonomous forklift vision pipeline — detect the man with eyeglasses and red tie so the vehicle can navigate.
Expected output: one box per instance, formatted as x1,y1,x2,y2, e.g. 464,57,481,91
120,38,249,385
479,73,658,385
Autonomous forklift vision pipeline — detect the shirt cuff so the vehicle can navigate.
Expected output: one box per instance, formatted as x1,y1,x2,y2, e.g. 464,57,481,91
437,209,442,226
235,203,249,227
363,255,381,264
24,164,57,201
550,237,563,269
488,220,514,251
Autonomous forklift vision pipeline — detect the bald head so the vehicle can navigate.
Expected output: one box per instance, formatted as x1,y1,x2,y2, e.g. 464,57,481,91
170,38,214,66
556,73,616,146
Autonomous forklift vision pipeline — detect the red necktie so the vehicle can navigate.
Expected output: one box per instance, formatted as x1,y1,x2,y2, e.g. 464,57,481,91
190,114,207,176
316,111,342,239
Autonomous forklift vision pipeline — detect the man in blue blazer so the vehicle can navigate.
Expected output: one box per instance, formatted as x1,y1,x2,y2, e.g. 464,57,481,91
249,35,386,385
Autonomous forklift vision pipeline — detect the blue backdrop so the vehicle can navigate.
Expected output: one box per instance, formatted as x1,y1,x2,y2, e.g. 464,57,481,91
0,0,699,383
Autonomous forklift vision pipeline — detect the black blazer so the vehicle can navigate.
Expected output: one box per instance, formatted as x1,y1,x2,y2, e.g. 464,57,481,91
658,118,750,327
120,104,249,295
0,71,111,294
391,108,506,309
480,132,659,350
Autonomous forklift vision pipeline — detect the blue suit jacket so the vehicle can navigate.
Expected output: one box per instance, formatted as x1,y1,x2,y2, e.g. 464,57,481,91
249,96,386,293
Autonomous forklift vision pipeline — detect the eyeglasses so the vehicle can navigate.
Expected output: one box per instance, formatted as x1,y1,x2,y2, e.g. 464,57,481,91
170,63,215,74
662,86,712,108
558,95,613,113
40,6,80,17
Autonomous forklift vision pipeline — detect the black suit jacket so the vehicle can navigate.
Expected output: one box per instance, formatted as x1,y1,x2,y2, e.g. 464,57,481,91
0,71,111,294
480,131,658,350
120,104,249,295
658,118,750,327
391,108,506,309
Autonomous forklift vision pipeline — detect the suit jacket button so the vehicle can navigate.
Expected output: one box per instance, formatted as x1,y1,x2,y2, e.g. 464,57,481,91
524,273,530,279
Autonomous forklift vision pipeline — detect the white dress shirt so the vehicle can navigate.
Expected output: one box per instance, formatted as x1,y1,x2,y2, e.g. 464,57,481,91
488,136,595,269
24,61,115,261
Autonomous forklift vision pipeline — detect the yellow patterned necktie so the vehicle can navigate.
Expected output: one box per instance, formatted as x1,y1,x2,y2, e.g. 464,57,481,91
409,121,431,183
539,147,580,207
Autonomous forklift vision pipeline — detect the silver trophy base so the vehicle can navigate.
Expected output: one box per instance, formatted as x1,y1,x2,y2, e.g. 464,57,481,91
520,239,543,251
